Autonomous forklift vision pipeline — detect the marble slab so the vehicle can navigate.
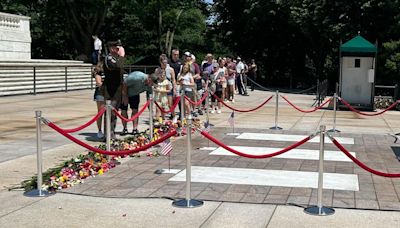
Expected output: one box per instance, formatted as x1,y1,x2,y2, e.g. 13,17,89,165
169,166,359,191
210,146,356,162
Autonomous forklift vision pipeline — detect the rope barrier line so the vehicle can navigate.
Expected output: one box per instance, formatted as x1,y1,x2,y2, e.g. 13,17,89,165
46,121,177,156
328,135,400,178
154,96,181,113
246,77,317,94
63,108,106,133
281,96,332,113
199,129,314,159
339,97,400,116
113,99,151,122
211,93,274,112
184,91,208,106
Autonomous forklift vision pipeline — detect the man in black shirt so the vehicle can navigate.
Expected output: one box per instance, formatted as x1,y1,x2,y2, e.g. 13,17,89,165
168,49,183,117
169,49,182,77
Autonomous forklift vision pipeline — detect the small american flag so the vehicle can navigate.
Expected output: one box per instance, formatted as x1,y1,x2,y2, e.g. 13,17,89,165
161,139,173,155
228,111,234,127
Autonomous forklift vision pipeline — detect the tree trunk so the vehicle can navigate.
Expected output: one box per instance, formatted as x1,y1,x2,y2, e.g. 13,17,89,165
167,9,183,56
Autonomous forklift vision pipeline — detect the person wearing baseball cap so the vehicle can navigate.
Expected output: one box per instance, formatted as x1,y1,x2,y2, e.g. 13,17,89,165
103,40,124,140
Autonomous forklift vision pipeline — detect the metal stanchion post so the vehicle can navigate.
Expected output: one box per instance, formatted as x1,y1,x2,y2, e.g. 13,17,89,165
180,87,185,122
304,125,335,216
328,93,340,133
179,87,185,136
25,111,50,197
270,90,282,130
173,115,204,208
106,100,111,152
205,89,210,127
149,93,154,142
205,89,210,147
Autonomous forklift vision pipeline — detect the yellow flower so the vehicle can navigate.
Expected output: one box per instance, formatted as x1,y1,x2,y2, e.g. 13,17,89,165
98,169,104,175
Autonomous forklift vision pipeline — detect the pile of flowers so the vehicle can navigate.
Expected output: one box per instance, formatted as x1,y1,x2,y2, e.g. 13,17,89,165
21,152,118,192
20,119,185,192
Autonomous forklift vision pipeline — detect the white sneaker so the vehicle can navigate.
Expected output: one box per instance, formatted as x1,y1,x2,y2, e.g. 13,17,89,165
210,109,215,114
216,109,221,114
97,131,104,139
231,99,235,103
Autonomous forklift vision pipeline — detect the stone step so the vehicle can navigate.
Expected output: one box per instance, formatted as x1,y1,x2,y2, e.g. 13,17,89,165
0,74,90,82
0,60,92,96
0,75,91,83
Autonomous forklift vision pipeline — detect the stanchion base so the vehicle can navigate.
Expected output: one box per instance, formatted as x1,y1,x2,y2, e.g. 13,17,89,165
172,199,204,208
24,189,52,197
327,129,341,133
269,126,283,130
154,169,181,174
304,206,335,216
199,147,217,151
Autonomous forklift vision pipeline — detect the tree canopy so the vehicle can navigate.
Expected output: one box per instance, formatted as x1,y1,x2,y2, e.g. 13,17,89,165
1,0,400,88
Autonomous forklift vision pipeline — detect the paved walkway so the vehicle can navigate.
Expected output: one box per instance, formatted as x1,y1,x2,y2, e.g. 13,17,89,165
0,89,400,227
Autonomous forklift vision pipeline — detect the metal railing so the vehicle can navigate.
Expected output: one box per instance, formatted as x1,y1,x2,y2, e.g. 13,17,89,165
375,84,399,100
0,63,92,96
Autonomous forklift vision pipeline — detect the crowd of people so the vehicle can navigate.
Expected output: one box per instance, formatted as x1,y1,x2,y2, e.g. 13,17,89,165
91,37,258,140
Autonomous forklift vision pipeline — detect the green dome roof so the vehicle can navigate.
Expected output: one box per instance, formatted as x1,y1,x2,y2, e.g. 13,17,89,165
340,35,377,53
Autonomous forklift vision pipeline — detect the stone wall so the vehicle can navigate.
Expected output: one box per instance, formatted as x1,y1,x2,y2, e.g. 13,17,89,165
0,12,31,60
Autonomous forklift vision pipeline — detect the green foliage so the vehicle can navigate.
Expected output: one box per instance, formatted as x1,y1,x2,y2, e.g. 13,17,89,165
2,0,400,87
380,40,400,84
212,0,400,89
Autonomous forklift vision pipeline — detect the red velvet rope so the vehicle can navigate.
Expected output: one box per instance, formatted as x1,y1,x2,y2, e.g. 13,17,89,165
113,99,151,122
154,96,181,113
331,138,400,177
47,121,177,156
340,97,400,116
63,108,106,133
184,91,208,106
200,130,312,159
212,94,274,112
281,96,332,113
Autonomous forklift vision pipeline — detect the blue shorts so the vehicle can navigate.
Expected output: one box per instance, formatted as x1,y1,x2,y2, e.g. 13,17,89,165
120,95,140,110
93,87,104,102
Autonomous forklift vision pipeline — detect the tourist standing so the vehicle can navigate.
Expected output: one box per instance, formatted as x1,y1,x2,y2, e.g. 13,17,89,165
177,63,195,116
226,57,236,102
93,57,105,139
154,70,172,121
236,57,248,96
210,60,226,114
91,35,102,65
168,49,183,117
248,59,257,91
155,54,176,119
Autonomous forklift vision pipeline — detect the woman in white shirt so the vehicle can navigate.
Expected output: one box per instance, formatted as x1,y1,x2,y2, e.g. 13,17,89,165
177,63,195,116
